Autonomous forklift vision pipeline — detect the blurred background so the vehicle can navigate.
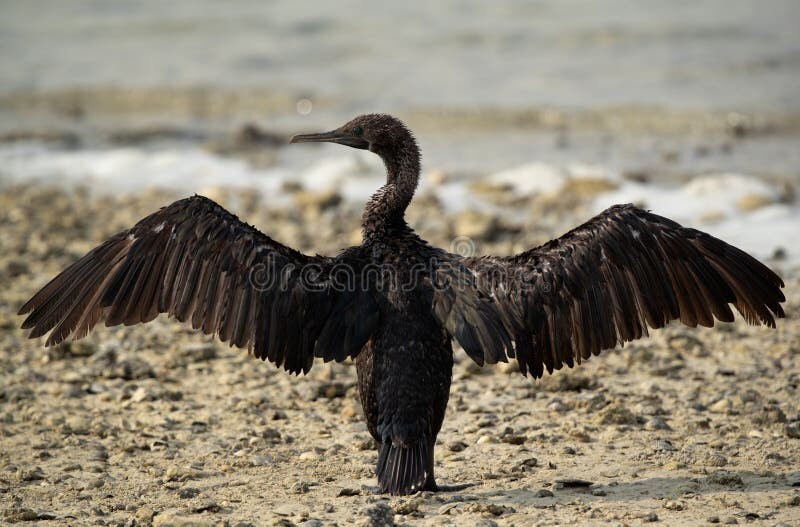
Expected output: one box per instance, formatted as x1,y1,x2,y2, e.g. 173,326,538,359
0,0,798,265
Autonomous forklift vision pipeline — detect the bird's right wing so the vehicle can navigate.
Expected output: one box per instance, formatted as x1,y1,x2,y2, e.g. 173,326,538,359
19,195,379,374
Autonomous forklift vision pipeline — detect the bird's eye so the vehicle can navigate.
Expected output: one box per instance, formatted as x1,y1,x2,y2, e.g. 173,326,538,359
352,126,363,136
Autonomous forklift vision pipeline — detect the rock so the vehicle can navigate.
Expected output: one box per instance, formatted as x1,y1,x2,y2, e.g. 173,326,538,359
464,503,515,516
291,481,311,494
595,403,640,425
707,516,720,523
447,441,468,452
555,478,593,488
663,500,686,511
181,343,217,361
130,387,151,403
476,435,495,445
722,517,738,525
654,440,676,452
534,489,554,498
452,210,499,241
785,423,800,438
298,451,319,462
643,512,658,522
361,502,394,527
337,487,360,497
178,487,200,499
393,498,420,515
294,190,342,212
2,507,57,522
709,398,735,414
707,471,744,487
250,455,271,467
163,466,208,482
18,466,45,481
645,417,672,431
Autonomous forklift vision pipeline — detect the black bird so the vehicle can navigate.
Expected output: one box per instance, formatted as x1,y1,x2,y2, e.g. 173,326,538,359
19,114,785,495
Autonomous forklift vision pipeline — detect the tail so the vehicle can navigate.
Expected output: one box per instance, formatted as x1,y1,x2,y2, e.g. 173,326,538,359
376,437,433,495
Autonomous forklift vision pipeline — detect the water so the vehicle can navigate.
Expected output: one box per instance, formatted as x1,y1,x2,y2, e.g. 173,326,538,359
2,0,799,112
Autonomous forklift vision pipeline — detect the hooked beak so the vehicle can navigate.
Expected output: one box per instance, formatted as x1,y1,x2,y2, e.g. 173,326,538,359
290,130,369,150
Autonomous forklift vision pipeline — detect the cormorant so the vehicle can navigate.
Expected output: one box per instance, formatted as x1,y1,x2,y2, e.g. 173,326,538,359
19,114,785,495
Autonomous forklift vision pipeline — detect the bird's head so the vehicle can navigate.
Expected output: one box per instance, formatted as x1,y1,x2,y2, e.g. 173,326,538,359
290,114,416,160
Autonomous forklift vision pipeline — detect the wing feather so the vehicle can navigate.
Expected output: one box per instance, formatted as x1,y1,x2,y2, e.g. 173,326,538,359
446,204,784,377
19,195,379,374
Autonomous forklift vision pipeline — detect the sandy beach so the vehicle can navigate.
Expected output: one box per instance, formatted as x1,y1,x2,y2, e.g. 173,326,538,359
1,183,798,527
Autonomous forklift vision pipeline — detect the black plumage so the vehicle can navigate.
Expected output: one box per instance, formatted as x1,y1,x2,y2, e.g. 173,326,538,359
19,114,786,495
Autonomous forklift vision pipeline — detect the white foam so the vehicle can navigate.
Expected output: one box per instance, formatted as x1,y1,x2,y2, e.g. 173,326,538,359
592,173,797,265
1,144,795,265
0,143,290,197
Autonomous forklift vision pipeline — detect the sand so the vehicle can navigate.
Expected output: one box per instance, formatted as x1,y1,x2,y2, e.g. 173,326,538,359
1,184,798,527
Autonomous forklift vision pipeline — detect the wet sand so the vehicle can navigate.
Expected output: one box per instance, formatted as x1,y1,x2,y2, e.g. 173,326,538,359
1,184,798,526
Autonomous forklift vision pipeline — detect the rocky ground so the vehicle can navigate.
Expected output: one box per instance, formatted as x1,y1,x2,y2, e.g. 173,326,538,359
1,184,798,527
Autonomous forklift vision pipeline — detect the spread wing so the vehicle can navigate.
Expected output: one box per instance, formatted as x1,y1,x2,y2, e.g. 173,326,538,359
19,195,379,374
438,204,785,378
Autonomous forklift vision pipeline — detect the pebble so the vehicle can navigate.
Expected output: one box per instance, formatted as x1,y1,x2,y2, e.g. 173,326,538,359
534,489,554,498
785,423,800,438
298,450,319,461
645,417,671,431
447,440,468,452
595,403,640,425
361,502,394,527
643,512,658,522
178,487,200,499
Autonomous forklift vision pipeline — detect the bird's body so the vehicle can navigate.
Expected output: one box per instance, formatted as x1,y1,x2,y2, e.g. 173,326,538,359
19,114,786,495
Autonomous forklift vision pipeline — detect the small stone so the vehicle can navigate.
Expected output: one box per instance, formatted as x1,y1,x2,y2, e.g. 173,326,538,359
130,387,150,403
361,502,394,527
563,446,576,455
722,516,738,525
291,481,311,494
645,417,672,431
2,507,57,522
663,500,686,511
447,441,468,452
555,478,593,488
298,451,319,462
534,489,554,498
785,423,800,439
178,487,200,499
709,398,734,414
643,512,658,522
250,455,271,467
708,471,744,487
595,403,640,425
707,516,720,523
591,488,607,496
476,435,494,445
654,440,676,452
337,487,360,497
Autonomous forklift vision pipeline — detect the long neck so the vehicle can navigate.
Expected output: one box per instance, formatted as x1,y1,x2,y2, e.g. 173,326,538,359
362,141,420,239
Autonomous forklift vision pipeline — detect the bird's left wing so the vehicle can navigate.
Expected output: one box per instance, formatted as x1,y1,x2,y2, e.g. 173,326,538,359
19,195,379,374
435,204,785,378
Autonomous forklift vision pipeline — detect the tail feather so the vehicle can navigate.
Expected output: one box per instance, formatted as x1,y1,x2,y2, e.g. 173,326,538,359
376,438,430,495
